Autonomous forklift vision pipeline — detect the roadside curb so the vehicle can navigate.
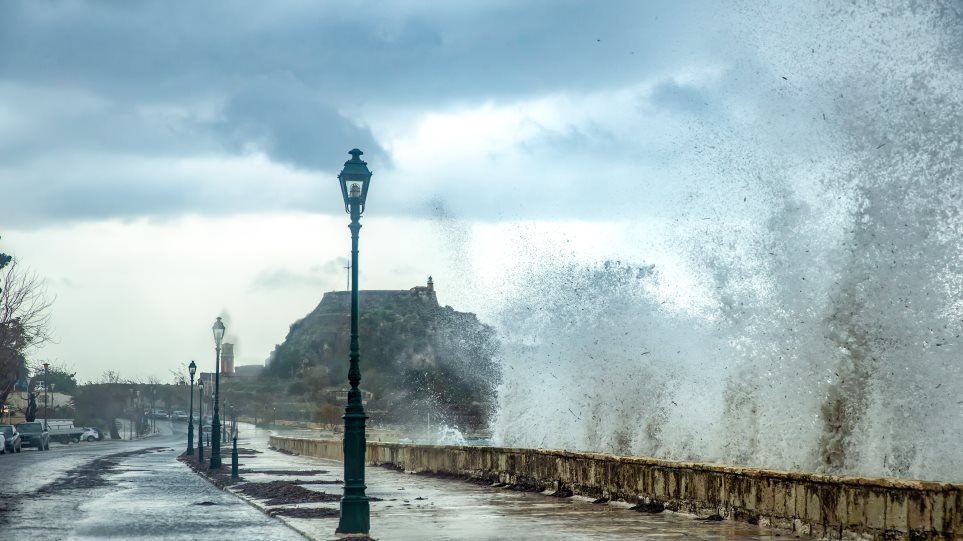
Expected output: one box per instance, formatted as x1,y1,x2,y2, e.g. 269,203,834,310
176,451,322,540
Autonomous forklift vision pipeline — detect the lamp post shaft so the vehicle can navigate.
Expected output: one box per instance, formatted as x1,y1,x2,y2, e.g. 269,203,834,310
186,375,195,455
197,384,204,462
231,406,239,479
210,347,222,469
43,365,48,425
337,202,370,534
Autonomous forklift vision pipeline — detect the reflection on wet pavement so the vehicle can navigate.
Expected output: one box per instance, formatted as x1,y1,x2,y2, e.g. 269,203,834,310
0,426,305,541
0,421,813,541
240,426,811,541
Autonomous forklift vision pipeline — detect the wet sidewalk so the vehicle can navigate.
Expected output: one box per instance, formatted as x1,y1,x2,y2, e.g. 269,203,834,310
0,429,306,541
214,425,807,541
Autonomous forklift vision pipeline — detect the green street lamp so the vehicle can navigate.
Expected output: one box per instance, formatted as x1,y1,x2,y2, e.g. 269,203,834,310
209,316,225,469
197,378,204,462
185,360,197,456
335,148,373,535
230,403,239,480
128,389,135,440
42,362,49,429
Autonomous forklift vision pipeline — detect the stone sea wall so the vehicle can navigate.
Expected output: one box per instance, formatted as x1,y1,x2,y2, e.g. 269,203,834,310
269,436,962,540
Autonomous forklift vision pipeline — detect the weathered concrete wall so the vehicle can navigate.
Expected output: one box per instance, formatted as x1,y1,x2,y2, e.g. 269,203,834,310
269,436,962,540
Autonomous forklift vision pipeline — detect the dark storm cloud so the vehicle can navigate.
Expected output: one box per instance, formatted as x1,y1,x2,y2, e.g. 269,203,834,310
649,81,713,114
42,180,190,221
0,1,719,102
0,0,733,227
215,74,384,171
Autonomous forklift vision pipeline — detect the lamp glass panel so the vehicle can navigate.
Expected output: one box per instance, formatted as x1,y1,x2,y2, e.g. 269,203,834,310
347,180,363,199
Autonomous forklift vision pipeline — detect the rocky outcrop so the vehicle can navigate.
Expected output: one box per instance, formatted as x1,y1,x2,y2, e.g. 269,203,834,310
266,284,500,429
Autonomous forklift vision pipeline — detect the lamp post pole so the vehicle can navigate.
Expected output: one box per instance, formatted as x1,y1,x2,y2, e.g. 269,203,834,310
231,404,239,480
186,361,196,456
128,389,134,440
197,379,204,462
336,149,373,535
42,362,49,427
210,317,225,469
222,401,227,442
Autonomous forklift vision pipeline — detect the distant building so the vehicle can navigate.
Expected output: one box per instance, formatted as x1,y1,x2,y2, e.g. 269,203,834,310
198,372,214,387
409,276,436,300
221,343,235,375
7,389,71,418
327,386,373,405
233,364,264,378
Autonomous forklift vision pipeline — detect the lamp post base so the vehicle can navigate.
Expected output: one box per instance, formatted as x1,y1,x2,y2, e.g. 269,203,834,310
185,422,194,456
338,399,369,533
231,437,239,479
336,497,370,534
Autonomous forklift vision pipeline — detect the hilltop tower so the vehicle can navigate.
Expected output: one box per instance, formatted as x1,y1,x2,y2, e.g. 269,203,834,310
408,276,437,302
221,342,235,375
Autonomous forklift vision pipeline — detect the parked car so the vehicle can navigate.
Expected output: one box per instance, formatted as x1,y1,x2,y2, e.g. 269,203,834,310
0,424,22,453
15,421,50,451
172,410,189,421
151,409,169,420
80,427,101,442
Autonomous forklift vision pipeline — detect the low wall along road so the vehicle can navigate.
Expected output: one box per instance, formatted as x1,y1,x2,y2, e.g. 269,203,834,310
269,436,962,541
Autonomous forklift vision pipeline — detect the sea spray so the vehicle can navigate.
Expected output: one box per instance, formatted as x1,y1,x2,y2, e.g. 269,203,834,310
486,2,963,482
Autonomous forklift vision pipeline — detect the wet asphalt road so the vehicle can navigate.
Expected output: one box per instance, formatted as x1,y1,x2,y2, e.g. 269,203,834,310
0,424,305,541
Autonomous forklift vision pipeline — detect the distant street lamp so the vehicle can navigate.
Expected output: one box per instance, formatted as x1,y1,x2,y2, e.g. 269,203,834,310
210,316,226,469
335,148,373,535
128,389,135,440
230,403,239,480
186,361,197,456
221,401,228,442
42,362,49,427
136,389,141,436
197,378,205,462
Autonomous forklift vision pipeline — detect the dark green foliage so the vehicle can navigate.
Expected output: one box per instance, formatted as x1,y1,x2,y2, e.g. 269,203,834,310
287,380,309,395
0,235,10,292
265,289,500,429
30,362,78,393
72,384,133,439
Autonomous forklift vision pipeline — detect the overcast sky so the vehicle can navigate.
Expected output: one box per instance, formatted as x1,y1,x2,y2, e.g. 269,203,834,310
1,1,958,382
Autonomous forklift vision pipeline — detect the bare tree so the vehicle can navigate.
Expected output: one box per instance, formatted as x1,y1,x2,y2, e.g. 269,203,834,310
0,257,55,405
169,368,187,386
96,370,123,385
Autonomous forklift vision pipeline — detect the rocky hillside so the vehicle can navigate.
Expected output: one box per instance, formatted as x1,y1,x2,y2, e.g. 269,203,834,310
265,283,500,429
